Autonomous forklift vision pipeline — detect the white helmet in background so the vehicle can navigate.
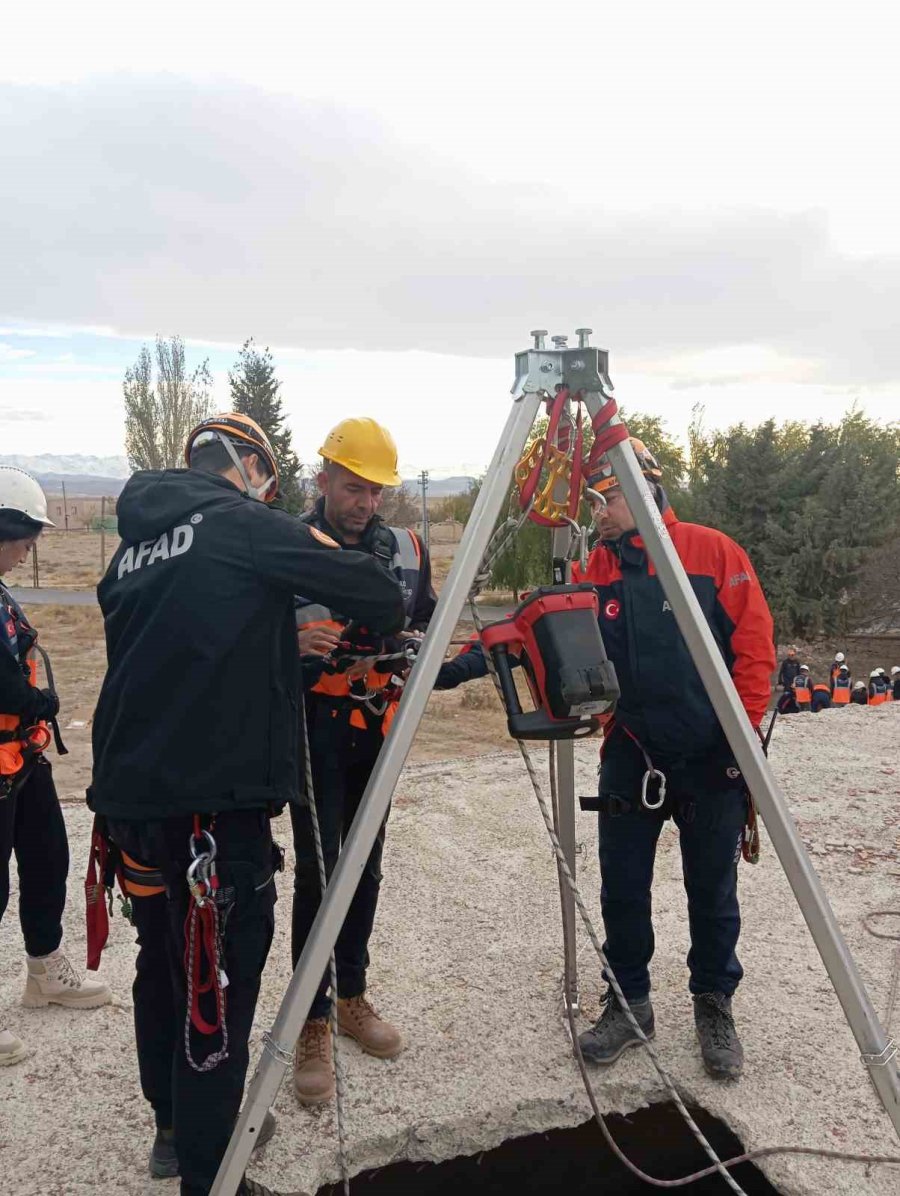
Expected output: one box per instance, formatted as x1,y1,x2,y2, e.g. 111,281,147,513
0,466,54,528
869,669,881,679
891,666,900,676
834,652,845,662
853,681,866,690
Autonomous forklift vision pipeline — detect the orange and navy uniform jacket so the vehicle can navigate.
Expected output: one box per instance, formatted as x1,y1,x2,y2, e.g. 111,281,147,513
868,676,889,705
571,506,775,760
296,500,437,732
0,581,57,785
831,674,852,704
793,674,813,704
811,683,831,712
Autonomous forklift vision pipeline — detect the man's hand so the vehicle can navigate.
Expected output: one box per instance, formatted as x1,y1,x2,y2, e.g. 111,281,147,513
346,656,378,682
298,626,341,657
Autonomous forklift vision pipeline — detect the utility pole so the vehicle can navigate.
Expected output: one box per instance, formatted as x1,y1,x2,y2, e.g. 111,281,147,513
419,469,429,550
61,480,69,532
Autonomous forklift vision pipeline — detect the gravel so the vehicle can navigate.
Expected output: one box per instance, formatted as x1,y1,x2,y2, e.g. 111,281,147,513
1,704,898,1195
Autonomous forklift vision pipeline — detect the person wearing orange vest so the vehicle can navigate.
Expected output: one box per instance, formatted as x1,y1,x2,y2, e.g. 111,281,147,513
850,681,867,705
291,418,436,1105
811,682,832,713
877,667,893,702
1,468,111,1068
829,652,847,688
868,669,889,705
792,664,813,709
891,667,900,701
831,665,852,706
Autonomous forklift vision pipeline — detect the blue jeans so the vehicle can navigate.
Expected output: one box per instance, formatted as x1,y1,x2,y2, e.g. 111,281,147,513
597,732,746,1000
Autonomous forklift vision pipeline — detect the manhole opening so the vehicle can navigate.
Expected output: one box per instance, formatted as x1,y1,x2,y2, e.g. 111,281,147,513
317,1102,782,1194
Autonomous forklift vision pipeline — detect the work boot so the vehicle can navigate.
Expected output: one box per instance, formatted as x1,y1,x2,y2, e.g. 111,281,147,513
22,949,112,1009
0,1028,28,1067
337,994,403,1058
578,989,655,1065
293,1018,335,1105
693,992,744,1080
149,1109,276,1179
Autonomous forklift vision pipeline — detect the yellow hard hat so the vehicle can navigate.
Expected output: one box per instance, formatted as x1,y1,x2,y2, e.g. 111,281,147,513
319,418,403,487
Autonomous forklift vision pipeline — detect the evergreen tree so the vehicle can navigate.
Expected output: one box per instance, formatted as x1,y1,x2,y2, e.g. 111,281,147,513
229,339,305,512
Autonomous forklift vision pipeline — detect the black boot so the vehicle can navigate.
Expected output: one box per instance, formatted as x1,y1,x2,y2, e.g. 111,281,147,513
578,988,655,1065
149,1110,276,1179
693,992,744,1079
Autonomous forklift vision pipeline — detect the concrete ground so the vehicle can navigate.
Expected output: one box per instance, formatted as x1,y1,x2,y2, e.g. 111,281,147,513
1,705,898,1195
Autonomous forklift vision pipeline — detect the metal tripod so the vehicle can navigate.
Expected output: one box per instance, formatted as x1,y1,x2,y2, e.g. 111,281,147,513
212,330,899,1195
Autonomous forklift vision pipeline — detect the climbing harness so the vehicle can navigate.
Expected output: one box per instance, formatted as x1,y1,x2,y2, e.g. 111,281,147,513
183,816,229,1073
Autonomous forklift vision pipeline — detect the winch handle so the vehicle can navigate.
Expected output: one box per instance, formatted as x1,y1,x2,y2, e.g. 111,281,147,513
488,643,523,721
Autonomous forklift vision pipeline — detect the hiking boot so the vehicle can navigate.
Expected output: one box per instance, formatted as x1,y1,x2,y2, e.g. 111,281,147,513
693,992,744,1080
22,950,112,1009
337,994,403,1059
578,989,655,1065
293,1018,335,1105
0,1028,28,1067
149,1110,276,1178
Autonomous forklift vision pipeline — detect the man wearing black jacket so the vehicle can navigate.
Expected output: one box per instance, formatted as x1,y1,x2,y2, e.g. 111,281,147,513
291,418,436,1104
89,414,404,1196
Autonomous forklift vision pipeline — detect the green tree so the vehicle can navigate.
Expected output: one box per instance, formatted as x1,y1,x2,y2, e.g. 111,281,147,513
229,339,305,512
124,336,212,471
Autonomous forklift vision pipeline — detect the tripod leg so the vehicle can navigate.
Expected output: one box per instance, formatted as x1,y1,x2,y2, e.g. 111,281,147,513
582,391,900,1138
211,390,545,1195
553,738,579,1012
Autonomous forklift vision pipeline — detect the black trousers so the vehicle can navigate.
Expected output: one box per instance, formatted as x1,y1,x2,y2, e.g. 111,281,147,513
0,759,68,957
290,701,387,1020
597,734,746,1001
108,810,278,1196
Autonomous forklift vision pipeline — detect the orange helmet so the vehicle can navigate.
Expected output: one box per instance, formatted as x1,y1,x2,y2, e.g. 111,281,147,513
587,436,662,495
185,412,280,501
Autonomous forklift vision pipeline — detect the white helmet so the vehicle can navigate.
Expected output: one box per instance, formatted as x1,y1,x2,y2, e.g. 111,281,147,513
834,652,845,662
877,667,886,676
869,669,880,679
799,664,809,672
0,466,54,528
891,666,900,676
853,681,866,690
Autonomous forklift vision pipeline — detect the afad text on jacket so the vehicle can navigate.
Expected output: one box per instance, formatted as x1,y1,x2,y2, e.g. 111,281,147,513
88,470,405,820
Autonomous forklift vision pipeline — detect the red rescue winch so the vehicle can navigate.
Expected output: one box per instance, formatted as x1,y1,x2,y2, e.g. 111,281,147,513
480,583,619,740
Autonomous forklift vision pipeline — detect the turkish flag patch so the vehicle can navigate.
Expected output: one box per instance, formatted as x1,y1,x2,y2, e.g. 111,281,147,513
603,599,620,620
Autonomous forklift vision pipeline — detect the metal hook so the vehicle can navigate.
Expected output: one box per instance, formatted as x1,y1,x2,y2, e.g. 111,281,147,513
641,768,667,811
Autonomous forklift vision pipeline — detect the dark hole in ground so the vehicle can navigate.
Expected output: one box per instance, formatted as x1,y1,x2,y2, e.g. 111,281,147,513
317,1102,782,1194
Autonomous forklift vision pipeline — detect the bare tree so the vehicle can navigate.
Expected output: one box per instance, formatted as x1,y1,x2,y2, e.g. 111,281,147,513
124,336,213,471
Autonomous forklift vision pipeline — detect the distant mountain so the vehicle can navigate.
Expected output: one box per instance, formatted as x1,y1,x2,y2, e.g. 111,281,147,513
0,453,129,478
402,476,474,497
0,455,474,500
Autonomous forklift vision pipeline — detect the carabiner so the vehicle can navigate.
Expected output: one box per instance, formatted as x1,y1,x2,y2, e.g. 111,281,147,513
189,828,217,863
640,768,667,811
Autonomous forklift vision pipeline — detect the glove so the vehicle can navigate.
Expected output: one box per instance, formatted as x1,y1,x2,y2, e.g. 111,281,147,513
339,623,385,658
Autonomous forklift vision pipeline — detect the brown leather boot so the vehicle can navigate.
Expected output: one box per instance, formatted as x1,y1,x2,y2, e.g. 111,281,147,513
337,995,403,1059
292,1018,335,1105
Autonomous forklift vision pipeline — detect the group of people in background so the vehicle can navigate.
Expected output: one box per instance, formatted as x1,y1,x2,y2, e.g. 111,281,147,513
776,646,899,713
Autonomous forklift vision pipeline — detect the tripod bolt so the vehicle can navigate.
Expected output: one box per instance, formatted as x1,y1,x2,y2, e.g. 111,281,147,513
576,327,593,348
530,329,548,350
551,335,568,349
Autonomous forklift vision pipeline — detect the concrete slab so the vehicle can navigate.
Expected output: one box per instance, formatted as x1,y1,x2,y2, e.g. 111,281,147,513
1,705,898,1195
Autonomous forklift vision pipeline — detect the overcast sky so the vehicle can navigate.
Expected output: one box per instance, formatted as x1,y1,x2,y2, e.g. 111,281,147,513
1,1,899,475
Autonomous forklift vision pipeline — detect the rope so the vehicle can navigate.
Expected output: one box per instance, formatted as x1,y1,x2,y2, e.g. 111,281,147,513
468,567,900,1185
301,702,351,1195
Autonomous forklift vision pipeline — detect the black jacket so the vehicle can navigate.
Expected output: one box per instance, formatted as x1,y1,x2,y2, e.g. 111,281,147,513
88,470,404,819
777,657,801,689
0,582,57,723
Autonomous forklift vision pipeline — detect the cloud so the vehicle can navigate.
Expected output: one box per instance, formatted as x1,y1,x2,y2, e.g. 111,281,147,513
0,343,36,361
3,76,900,385
0,407,51,421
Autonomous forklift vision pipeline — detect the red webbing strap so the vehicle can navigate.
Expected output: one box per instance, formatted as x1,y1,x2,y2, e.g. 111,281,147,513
184,813,225,1040
84,819,110,971
586,397,630,479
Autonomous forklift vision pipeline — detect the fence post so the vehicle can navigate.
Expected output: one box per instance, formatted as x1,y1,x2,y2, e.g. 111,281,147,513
100,497,106,577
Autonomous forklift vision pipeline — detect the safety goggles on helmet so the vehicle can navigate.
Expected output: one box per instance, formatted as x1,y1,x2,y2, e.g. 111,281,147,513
185,413,279,502
587,436,663,495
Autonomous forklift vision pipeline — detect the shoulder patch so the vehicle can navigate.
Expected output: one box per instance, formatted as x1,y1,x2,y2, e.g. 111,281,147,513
308,526,340,549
